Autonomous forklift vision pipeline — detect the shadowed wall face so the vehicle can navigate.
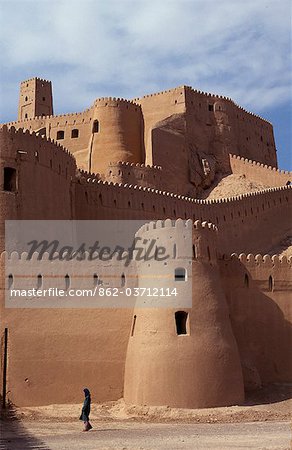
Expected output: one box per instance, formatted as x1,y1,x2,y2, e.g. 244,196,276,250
220,255,292,390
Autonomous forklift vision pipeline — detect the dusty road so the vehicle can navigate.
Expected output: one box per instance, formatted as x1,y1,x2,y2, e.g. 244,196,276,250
1,420,291,450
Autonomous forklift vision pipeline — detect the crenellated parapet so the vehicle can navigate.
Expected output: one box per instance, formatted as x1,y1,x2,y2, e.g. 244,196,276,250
135,218,217,265
132,85,186,102
93,97,141,110
109,161,162,170
230,154,290,174
75,168,291,218
20,77,52,85
203,184,291,204
105,161,162,189
221,252,291,265
74,175,291,256
0,125,76,174
134,84,272,125
1,250,136,293
77,168,105,183
229,154,291,186
219,252,292,293
184,85,272,125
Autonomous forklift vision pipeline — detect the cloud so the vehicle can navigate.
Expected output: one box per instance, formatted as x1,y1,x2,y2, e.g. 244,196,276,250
0,0,291,120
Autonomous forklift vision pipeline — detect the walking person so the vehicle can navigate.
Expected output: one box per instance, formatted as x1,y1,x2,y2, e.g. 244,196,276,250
79,388,92,431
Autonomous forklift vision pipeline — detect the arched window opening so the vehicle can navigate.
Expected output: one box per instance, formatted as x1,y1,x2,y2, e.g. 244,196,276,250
92,120,99,133
175,311,188,335
8,274,13,289
269,275,274,292
4,167,17,192
37,274,42,289
71,129,79,138
121,273,126,287
57,130,64,140
244,273,249,288
174,267,186,282
93,273,99,287
65,274,70,290
193,244,198,259
131,315,137,337
286,180,291,186
25,96,28,101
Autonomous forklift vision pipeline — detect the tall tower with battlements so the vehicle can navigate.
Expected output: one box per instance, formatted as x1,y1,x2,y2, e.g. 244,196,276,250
124,219,244,409
18,77,53,121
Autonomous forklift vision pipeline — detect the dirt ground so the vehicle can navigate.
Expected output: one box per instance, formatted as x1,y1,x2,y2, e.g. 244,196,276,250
1,384,291,449
201,173,269,200
1,420,291,450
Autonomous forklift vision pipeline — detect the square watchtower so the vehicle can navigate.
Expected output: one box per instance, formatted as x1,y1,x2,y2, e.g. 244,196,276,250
18,77,53,121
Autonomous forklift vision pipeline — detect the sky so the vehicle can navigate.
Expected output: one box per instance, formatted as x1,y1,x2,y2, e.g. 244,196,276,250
0,0,291,169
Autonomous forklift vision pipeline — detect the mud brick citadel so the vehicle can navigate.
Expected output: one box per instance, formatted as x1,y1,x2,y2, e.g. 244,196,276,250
0,77,291,408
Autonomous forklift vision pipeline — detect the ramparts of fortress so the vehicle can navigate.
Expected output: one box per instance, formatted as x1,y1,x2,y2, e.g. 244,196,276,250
0,78,291,408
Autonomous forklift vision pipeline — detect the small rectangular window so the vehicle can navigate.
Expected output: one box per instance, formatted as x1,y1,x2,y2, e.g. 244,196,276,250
208,104,214,111
175,267,186,281
175,311,188,335
92,120,99,133
4,168,17,192
71,129,79,138
57,130,64,140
